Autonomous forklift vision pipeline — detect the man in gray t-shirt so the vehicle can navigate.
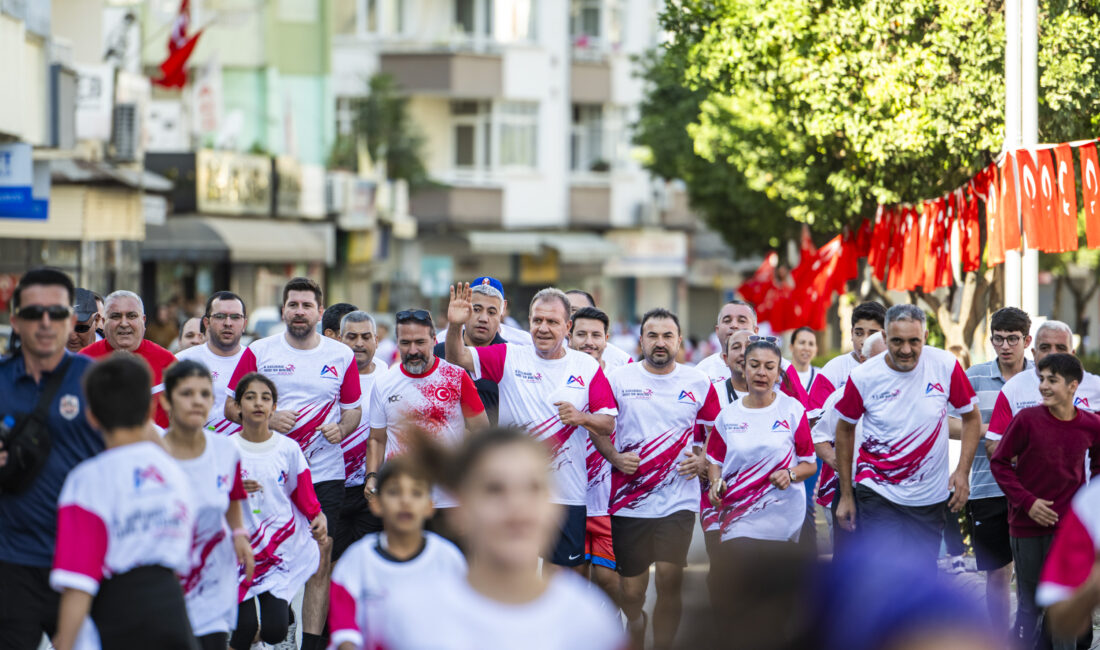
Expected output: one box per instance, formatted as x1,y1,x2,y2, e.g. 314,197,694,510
964,307,1032,636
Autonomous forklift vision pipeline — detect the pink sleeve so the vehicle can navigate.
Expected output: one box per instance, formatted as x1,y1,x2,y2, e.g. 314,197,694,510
226,347,258,395
697,384,721,426
808,373,836,411
693,423,706,445
705,419,727,466
588,366,618,415
834,377,866,423
476,344,508,383
328,580,360,640
794,412,815,461
229,461,247,501
339,359,362,408
781,368,810,407
987,391,1013,439
947,361,977,410
52,505,108,590
1038,507,1096,606
459,372,485,417
290,469,322,520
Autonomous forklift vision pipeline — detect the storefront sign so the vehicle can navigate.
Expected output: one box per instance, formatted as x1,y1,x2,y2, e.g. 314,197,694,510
0,143,48,220
196,149,271,216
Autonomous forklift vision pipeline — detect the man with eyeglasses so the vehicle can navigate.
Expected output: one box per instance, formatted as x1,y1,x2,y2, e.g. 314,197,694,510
175,291,249,435
225,277,362,650
80,289,176,428
0,268,104,649
366,308,487,540
65,288,101,353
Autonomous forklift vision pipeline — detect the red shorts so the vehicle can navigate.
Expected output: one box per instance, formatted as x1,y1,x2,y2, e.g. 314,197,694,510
585,515,616,569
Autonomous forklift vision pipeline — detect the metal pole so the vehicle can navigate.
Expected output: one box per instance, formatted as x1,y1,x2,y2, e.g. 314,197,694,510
1020,0,1040,316
1004,0,1022,308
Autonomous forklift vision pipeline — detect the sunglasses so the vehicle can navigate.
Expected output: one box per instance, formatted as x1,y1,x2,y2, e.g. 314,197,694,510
395,309,433,325
74,322,94,333
748,335,780,343
16,305,72,321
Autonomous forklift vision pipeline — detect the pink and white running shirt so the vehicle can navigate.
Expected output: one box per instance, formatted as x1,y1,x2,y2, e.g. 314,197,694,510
608,363,720,518
986,369,1100,440
227,334,361,483
835,346,977,507
51,442,195,596
376,571,625,650
707,395,814,542
175,343,245,435
342,360,388,488
469,344,618,506
369,358,484,508
1037,480,1100,607
810,387,862,507
330,532,466,650
808,352,860,417
700,379,749,531
176,431,248,636
585,353,633,518
232,434,322,602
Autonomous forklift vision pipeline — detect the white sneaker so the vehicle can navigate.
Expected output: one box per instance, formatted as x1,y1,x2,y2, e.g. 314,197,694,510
947,555,967,574
272,620,297,650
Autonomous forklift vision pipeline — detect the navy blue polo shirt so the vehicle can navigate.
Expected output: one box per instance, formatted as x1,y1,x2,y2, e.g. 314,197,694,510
0,351,103,567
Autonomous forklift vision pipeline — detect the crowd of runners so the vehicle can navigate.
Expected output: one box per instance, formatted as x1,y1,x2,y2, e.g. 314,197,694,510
2,267,1100,650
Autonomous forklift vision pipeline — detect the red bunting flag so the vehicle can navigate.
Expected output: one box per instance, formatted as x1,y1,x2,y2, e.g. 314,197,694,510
1079,142,1100,249
962,187,981,272
738,252,778,307
986,166,1005,266
153,0,204,89
936,196,954,288
1002,153,1023,251
887,208,909,291
1035,149,1062,252
1053,144,1079,252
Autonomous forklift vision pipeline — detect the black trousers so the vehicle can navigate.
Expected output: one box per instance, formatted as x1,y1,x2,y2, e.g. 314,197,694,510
91,566,198,649
0,561,58,650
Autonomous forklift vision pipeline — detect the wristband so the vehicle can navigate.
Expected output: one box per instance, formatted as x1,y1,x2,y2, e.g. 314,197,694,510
232,527,249,539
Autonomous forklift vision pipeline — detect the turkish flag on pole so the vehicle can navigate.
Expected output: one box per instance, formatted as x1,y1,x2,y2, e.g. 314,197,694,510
1081,142,1100,249
887,209,908,291
738,252,778,307
1052,144,1079,253
1035,149,1062,252
986,166,1005,266
869,207,890,282
936,196,954,288
1002,153,1024,251
963,186,981,272
153,0,203,89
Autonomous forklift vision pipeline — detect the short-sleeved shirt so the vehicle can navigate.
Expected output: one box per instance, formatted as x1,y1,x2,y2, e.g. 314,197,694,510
227,334,362,483
342,361,388,488
50,441,195,596
963,359,1033,500
584,350,633,518
434,331,506,425
607,363,720,518
81,338,176,427
0,352,103,568
369,357,484,507
706,394,815,542
810,387,862,506
175,343,246,435
987,369,1100,440
696,352,810,407
808,352,860,417
469,344,618,506
835,346,977,507
1037,480,1100,607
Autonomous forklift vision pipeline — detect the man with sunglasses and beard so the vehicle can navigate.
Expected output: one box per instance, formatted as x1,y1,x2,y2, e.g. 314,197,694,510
225,277,362,650
65,288,100,353
0,268,104,649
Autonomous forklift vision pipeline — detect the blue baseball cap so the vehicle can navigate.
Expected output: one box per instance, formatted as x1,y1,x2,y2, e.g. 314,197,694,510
471,276,505,299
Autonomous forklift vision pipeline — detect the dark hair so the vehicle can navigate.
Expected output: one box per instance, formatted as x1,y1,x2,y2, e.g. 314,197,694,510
410,426,547,492
205,291,247,320
322,303,358,335
376,455,432,493
395,309,435,337
745,340,792,393
282,277,323,307
565,289,596,308
14,267,75,310
83,353,152,430
164,359,212,399
989,306,1031,337
790,326,816,346
233,372,278,406
571,306,609,333
641,307,681,334
851,301,886,328
1037,353,1083,385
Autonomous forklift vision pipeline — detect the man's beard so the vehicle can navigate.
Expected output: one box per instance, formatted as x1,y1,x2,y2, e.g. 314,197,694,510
403,354,428,374
287,321,313,339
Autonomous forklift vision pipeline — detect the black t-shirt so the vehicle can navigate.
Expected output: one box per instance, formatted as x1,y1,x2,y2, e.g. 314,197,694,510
433,330,506,426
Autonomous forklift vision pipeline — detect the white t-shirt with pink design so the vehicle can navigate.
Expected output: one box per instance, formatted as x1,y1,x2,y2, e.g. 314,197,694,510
342,360,388,488
1038,480,1100,607
175,343,245,435
585,353,633,518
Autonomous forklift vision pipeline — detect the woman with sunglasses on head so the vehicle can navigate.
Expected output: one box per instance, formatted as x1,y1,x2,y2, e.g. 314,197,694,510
160,360,255,650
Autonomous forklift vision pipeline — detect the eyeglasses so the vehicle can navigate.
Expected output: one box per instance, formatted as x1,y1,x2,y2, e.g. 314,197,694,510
991,334,1023,347
396,309,433,325
16,305,72,321
748,335,780,343
209,313,245,322
74,322,93,333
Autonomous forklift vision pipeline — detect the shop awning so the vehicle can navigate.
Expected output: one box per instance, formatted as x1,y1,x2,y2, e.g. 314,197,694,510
142,218,229,262
539,232,620,263
141,216,335,265
466,231,544,255
465,231,619,262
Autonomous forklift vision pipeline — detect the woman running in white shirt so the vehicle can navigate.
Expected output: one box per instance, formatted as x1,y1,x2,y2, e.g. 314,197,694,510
375,427,626,650
160,360,255,650
228,373,327,650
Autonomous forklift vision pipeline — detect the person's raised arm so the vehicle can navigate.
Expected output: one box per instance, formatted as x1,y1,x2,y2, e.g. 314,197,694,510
444,283,475,374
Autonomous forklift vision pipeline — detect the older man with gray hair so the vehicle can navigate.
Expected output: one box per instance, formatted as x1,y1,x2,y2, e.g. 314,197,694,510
833,304,981,570
80,290,176,427
445,283,619,569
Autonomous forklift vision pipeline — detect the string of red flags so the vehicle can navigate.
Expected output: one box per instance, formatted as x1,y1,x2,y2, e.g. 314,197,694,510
738,137,1100,332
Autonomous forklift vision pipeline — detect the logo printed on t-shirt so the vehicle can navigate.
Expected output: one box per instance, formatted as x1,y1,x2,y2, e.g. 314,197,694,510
134,465,166,488
514,369,543,383
59,394,80,421
1075,396,1090,408
566,375,586,388
925,382,945,395
260,363,296,376
216,474,231,490
725,421,750,433
621,388,655,400
771,419,791,432
678,390,697,404
321,364,340,379
871,389,901,401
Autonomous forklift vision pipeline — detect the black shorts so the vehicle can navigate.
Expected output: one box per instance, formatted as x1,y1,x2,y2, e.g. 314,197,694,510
0,561,58,650
611,510,695,578
333,484,383,561
313,479,345,547
92,566,197,649
968,496,1013,571
547,505,588,567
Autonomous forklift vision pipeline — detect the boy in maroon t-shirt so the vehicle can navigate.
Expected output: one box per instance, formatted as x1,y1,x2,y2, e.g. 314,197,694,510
991,353,1100,649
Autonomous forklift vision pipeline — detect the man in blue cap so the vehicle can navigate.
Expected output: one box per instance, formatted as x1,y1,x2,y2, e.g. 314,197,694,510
434,276,529,424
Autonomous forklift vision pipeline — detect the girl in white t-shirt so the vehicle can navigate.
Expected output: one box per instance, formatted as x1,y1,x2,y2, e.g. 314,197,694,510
160,360,255,650
228,373,328,650
374,427,625,650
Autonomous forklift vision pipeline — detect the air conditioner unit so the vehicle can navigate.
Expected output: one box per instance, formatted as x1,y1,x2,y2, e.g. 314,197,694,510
50,64,77,150
110,103,138,162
